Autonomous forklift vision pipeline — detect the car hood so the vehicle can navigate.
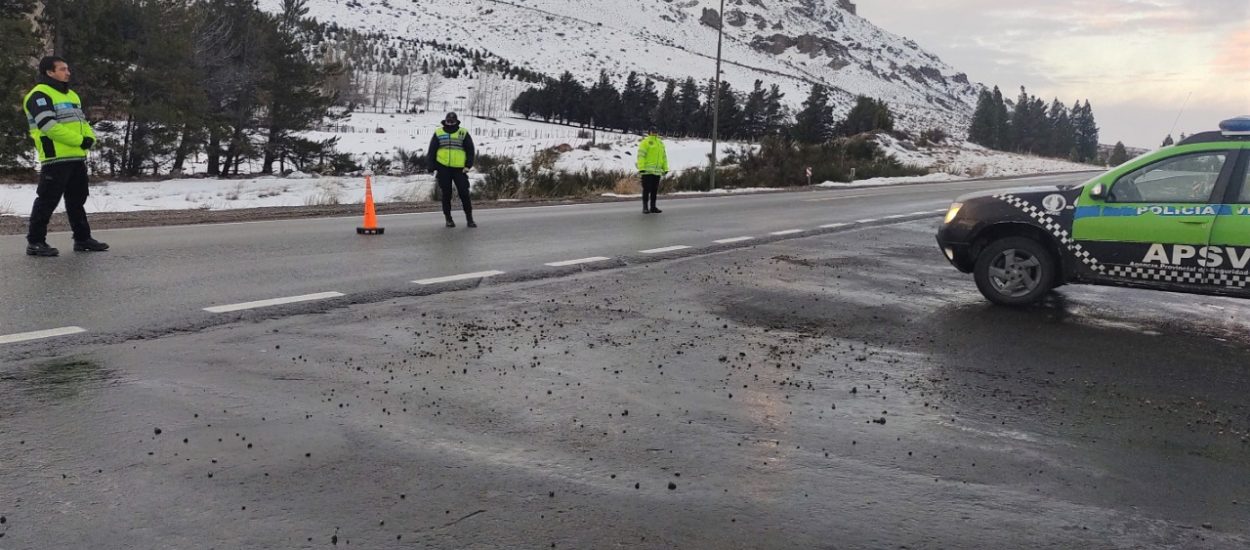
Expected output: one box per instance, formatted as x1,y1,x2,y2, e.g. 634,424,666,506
954,185,1073,203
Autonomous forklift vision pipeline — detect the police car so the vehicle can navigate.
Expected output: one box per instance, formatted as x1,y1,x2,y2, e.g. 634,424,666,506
937,117,1250,306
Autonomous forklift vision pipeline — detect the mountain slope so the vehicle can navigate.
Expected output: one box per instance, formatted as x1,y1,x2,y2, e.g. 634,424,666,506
264,0,980,132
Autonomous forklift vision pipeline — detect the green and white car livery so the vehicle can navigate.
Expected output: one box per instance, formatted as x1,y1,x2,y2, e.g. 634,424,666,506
937,117,1250,305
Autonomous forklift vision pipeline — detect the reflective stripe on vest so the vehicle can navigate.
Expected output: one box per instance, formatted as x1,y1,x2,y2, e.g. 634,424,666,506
435,128,468,168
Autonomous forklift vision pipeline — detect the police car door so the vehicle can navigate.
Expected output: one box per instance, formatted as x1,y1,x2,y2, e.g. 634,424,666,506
1073,150,1238,290
1206,150,1250,295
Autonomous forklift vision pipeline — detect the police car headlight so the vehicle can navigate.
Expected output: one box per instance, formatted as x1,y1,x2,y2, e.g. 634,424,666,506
943,202,963,225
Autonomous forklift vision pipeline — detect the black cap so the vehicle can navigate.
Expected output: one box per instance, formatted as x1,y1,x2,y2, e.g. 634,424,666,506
443,112,460,125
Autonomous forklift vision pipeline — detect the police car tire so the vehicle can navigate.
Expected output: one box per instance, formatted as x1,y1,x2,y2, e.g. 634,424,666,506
973,237,1056,306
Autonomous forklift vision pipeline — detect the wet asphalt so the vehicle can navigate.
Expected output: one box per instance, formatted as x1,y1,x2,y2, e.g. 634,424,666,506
0,174,1084,337
1,216,1248,548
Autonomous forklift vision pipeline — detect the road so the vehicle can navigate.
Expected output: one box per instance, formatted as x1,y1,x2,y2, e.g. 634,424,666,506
0,174,1081,344
3,172,1247,548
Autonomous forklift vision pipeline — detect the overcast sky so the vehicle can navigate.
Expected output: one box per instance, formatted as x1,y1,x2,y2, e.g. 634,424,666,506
857,0,1250,149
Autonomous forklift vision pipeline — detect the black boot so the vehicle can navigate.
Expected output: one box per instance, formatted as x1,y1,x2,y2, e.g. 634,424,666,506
466,217,477,228
650,205,662,214
73,238,109,252
26,242,59,257
445,217,456,228
643,206,651,214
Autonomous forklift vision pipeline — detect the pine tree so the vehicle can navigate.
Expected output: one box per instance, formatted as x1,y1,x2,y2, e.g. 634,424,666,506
1108,141,1128,166
639,78,659,129
1010,87,1034,154
967,89,997,147
1028,95,1049,155
1046,99,1074,159
712,81,741,139
587,70,620,130
1072,100,1100,163
619,71,643,132
792,83,834,144
838,96,894,136
554,71,584,124
653,80,679,135
676,77,703,137
991,86,1011,152
0,0,40,172
740,80,768,139
511,88,539,119
763,84,787,135
261,1,341,174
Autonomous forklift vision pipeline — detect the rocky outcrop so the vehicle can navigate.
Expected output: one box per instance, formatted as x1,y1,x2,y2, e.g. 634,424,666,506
700,8,721,29
751,33,850,59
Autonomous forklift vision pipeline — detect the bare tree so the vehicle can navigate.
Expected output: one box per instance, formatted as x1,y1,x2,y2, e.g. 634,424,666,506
421,66,443,114
470,68,501,117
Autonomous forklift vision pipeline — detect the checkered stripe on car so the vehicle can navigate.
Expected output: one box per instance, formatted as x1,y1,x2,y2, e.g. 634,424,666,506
994,194,1106,274
996,194,1250,289
1209,271,1250,288
1103,265,1206,284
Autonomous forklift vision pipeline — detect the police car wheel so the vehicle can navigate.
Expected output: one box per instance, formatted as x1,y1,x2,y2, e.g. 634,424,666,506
973,237,1055,306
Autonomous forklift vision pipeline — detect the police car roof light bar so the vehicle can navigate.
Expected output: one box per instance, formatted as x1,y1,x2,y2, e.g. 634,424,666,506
1220,116,1250,137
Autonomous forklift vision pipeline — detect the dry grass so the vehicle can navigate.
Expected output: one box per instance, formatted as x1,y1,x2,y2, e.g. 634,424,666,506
612,176,642,195
303,182,343,206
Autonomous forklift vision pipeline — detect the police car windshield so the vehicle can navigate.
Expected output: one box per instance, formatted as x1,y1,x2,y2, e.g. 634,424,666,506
1078,149,1168,189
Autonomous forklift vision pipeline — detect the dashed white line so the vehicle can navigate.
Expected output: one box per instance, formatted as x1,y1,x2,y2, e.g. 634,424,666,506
0,326,87,345
820,223,849,229
855,218,879,224
413,271,506,285
545,257,612,267
714,236,755,244
803,192,882,202
204,292,345,313
640,245,691,254
883,214,911,219
770,229,804,236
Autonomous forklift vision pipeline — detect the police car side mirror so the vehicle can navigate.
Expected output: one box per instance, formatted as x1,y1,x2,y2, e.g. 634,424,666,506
1089,183,1108,200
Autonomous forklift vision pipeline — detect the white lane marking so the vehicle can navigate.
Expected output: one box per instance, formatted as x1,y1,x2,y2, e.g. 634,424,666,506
714,236,755,244
413,271,506,285
883,214,911,219
770,229,804,236
820,223,849,229
803,192,883,203
855,219,879,224
640,245,691,254
545,257,611,267
204,292,345,313
0,326,87,345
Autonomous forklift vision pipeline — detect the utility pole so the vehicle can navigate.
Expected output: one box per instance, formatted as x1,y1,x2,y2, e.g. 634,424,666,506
709,0,725,190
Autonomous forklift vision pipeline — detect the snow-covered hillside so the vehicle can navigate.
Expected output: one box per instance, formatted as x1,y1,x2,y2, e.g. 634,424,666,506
264,0,980,132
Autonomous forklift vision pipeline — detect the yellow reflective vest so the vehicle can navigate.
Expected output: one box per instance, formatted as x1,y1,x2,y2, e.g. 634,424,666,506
435,127,469,168
24,83,95,164
637,135,668,176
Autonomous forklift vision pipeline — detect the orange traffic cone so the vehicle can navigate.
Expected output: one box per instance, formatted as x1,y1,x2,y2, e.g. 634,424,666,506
356,171,385,235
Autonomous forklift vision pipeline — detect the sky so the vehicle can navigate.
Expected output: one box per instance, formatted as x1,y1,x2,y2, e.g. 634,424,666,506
857,0,1250,149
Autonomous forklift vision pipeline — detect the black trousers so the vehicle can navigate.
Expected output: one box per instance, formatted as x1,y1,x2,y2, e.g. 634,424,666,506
28,161,92,244
436,168,473,219
641,174,661,208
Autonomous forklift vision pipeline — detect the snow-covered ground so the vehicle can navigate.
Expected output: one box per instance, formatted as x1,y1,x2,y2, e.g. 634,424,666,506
873,134,1095,178
0,113,1104,218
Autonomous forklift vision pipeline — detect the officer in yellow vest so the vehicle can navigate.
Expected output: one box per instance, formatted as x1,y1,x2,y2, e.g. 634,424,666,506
636,127,668,214
23,56,108,256
426,112,477,228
